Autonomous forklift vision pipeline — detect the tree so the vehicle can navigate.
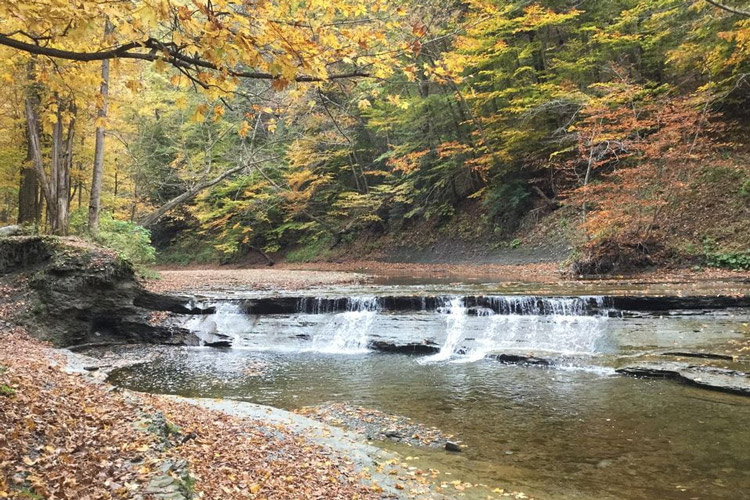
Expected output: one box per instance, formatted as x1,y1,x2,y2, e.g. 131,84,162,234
0,0,403,89
88,22,113,234
0,0,411,234
24,91,77,235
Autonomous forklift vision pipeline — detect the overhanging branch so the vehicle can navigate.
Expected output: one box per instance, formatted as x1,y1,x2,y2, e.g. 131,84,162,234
0,34,370,82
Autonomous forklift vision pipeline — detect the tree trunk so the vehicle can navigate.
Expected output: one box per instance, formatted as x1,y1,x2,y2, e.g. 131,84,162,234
18,129,39,224
25,94,76,235
88,21,112,234
138,160,260,228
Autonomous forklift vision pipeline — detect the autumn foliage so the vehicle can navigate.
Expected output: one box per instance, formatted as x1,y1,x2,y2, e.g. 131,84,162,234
0,0,749,269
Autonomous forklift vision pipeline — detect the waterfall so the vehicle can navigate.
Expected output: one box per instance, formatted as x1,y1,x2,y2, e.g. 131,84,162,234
424,297,467,362
424,296,610,363
184,302,249,346
179,294,611,361
308,296,380,354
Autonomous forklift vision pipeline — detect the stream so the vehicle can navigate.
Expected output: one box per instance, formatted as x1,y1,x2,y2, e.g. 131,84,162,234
105,283,750,500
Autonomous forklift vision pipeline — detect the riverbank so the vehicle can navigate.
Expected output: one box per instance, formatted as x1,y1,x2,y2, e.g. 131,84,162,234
2,321,478,499
0,326,391,499
145,261,750,296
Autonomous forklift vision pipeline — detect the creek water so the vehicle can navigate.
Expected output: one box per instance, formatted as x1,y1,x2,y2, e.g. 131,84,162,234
107,288,750,500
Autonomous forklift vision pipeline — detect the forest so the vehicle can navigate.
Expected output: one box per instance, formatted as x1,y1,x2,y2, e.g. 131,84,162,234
1,0,750,271
3,3,750,500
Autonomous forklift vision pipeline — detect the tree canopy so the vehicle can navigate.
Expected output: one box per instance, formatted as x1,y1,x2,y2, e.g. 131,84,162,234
1,0,749,270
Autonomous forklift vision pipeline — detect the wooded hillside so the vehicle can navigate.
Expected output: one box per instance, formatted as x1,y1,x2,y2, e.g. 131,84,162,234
1,0,749,272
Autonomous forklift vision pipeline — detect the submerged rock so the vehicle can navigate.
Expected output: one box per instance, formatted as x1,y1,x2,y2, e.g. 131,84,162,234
445,441,462,452
296,403,455,449
204,340,232,348
616,362,750,396
660,351,735,361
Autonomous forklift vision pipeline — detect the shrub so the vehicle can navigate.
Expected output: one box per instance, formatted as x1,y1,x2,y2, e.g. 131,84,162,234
705,252,750,270
702,237,750,270
70,210,156,270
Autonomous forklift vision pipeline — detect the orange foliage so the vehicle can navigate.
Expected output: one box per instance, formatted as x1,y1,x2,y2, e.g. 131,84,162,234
559,85,731,249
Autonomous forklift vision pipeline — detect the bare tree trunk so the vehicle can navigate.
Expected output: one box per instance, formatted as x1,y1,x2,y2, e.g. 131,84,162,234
88,21,112,234
18,128,39,224
25,94,76,235
139,160,262,228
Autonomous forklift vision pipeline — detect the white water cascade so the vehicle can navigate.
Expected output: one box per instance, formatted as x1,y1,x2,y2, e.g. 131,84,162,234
184,301,251,346
424,297,467,362
308,296,380,354
444,296,610,363
180,295,611,362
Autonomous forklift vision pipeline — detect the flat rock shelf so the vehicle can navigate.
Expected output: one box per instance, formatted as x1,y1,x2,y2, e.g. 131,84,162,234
99,287,750,500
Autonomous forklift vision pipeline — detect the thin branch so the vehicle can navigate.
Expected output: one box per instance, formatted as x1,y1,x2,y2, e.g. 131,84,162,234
704,0,750,17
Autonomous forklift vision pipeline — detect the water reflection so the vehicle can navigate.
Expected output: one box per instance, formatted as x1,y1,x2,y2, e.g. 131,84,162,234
108,348,750,500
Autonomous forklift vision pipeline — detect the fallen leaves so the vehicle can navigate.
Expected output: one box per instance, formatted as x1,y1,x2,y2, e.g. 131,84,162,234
0,320,386,499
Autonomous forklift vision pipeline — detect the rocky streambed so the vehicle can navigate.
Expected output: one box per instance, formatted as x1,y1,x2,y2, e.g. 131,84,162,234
5,236,750,500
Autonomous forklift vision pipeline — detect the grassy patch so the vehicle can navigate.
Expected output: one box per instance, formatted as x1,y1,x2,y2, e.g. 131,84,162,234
1,384,16,397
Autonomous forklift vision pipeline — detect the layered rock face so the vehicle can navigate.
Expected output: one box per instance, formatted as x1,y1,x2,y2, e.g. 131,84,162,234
0,236,201,347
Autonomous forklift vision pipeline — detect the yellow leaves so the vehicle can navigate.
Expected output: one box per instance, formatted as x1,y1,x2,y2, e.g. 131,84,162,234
357,99,371,110
175,96,188,110
386,95,409,110
249,483,261,493
212,105,225,122
518,4,581,31
192,104,209,123
125,80,142,93
153,58,168,73
238,120,252,138
132,3,160,31
267,118,278,134
403,65,419,82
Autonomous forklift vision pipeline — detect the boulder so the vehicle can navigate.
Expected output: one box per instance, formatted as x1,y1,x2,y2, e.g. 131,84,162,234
486,353,550,366
368,340,440,354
